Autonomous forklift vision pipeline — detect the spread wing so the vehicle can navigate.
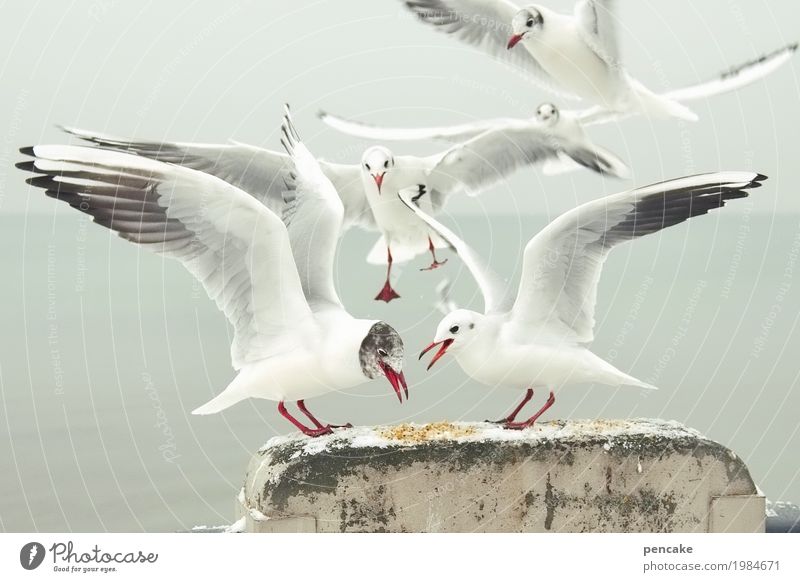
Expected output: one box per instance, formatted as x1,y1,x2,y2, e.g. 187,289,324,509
318,110,507,143
574,1,620,67
398,188,513,314
280,107,345,311
510,172,766,343
59,126,373,231
665,42,798,102
426,121,629,197
576,42,798,126
18,145,314,369
400,0,565,94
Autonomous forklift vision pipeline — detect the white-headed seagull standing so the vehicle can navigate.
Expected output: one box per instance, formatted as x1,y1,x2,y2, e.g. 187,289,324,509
18,108,408,437
409,172,766,429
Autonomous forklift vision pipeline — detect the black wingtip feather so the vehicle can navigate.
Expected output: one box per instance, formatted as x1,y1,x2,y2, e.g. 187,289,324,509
15,161,37,172
19,146,35,156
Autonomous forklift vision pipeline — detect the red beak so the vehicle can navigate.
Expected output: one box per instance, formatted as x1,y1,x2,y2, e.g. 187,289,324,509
372,172,385,193
418,338,454,371
379,361,408,402
507,34,524,50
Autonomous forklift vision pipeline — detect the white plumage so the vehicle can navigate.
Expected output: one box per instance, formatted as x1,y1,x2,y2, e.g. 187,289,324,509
61,105,625,302
20,108,409,437
413,171,766,428
399,0,794,121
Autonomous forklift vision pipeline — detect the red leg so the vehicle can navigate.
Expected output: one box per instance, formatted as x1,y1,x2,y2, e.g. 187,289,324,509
278,401,332,437
375,246,401,302
486,388,534,424
503,391,555,430
297,400,352,430
420,237,448,271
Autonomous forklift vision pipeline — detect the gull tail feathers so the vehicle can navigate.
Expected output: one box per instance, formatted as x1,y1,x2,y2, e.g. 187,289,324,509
542,154,584,177
192,380,249,415
622,375,659,391
629,79,699,122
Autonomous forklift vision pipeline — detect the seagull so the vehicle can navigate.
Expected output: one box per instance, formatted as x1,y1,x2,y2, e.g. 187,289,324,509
320,41,797,176
399,0,767,121
410,171,766,429
18,108,409,437
321,101,630,180
60,108,627,303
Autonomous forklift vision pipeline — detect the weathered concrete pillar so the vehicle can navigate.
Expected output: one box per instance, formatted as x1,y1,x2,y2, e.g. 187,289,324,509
238,419,764,533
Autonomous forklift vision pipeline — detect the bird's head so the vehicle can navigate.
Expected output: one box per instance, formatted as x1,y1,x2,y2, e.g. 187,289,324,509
508,6,544,49
419,309,481,370
359,321,408,402
361,146,395,194
535,102,560,127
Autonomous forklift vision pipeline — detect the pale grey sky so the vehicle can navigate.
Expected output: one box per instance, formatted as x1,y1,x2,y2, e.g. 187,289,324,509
0,0,798,216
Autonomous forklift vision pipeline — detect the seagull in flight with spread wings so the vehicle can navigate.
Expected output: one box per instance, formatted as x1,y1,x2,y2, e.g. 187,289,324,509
321,42,797,175
60,106,626,303
19,108,408,437
411,171,766,429
399,0,774,121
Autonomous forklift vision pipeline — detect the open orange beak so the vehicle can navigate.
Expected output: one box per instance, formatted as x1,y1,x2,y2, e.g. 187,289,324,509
372,172,385,193
507,34,524,50
418,338,454,371
379,361,408,402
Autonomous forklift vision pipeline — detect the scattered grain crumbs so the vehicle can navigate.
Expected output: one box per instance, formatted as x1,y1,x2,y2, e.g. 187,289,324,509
379,422,476,443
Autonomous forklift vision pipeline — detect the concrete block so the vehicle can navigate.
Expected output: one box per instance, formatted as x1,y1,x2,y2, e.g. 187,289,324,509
241,419,763,533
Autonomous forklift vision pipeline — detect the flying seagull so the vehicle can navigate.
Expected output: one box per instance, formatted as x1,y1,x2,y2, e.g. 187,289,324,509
19,109,408,437
400,0,786,121
320,42,797,176
410,171,766,429
321,102,630,180
60,107,626,302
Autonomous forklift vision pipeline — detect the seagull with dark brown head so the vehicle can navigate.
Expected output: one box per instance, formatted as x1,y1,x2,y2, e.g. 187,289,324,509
18,107,408,437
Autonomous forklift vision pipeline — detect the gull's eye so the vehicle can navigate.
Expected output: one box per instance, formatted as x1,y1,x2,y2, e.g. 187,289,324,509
377,348,388,357
365,163,371,171
526,18,534,27
449,325,460,334
383,160,389,169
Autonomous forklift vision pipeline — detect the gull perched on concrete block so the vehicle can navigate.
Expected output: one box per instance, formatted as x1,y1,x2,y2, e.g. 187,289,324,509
413,172,766,429
19,108,408,437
